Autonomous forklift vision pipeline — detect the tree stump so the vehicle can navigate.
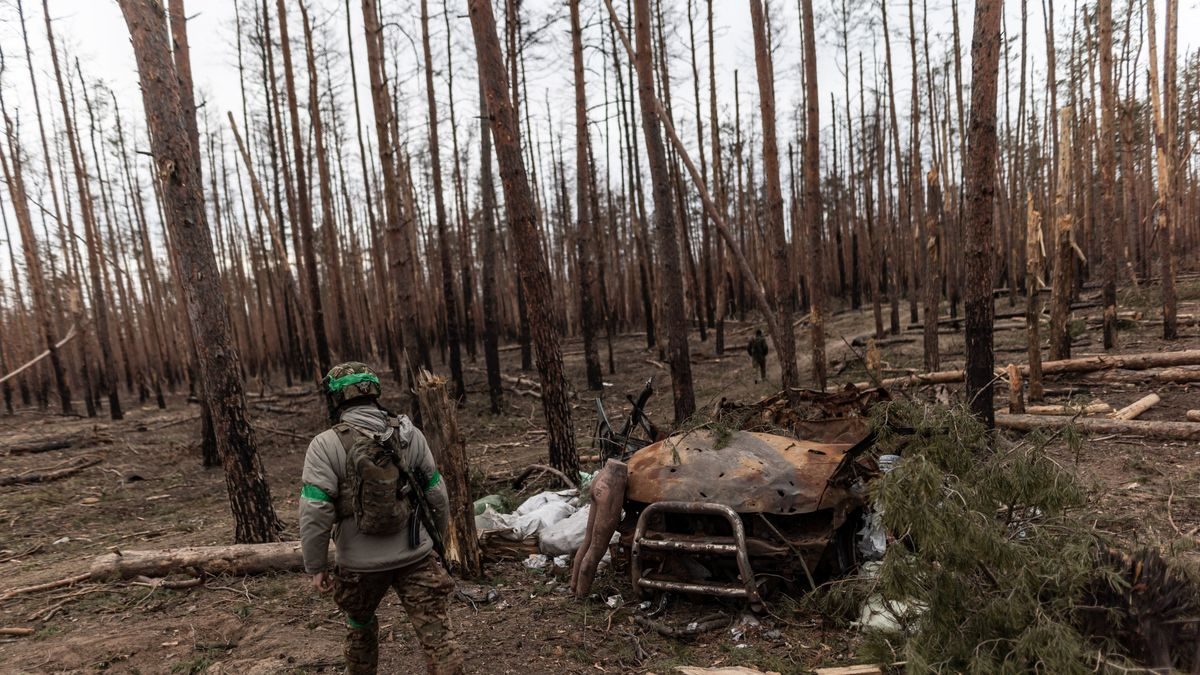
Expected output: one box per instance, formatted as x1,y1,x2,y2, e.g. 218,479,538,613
415,369,482,578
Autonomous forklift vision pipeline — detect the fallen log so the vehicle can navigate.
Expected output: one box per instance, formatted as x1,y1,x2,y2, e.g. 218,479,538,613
1109,394,1161,421
995,414,1200,440
0,457,102,488
1022,402,1112,416
854,350,1200,390
1060,367,1200,384
88,542,331,581
1187,410,1200,422
4,439,74,456
0,627,34,637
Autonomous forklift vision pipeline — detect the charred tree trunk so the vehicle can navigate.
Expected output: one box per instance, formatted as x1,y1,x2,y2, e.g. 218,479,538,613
479,81,504,416
1098,0,1118,350
44,0,122,420
420,0,465,401
571,0,604,392
119,0,282,543
963,0,1005,427
800,0,826,390
276,0,329,377
468,0,578,478
629,0,695,422
749,0,799,395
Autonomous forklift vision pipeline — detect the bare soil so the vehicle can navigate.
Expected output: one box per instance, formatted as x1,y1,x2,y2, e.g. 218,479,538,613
1,288,1198,674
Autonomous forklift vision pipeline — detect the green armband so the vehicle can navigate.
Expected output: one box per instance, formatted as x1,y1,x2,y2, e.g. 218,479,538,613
301,483,333,502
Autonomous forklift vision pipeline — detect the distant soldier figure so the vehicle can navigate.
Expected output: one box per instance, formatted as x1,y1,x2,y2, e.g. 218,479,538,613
747,329,769,382
300,362,462,675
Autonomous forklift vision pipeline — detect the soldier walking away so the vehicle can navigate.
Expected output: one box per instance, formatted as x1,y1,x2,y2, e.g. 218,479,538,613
747,329,769,383
300,362,463,675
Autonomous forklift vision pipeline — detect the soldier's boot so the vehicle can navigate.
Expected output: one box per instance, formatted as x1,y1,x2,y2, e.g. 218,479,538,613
344,615,379,675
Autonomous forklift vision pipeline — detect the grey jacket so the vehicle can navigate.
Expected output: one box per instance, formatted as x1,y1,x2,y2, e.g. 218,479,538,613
299,405,450,574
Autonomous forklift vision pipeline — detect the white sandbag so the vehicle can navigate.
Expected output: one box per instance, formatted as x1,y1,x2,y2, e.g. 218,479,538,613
538,504,591,555
513,489,577,517
474,505,516,533
510,500,576,540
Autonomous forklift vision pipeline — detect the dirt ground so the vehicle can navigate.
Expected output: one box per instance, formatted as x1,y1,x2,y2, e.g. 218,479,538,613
1,285,1198,674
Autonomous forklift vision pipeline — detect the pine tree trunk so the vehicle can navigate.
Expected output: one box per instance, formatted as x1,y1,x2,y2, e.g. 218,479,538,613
571,0,604,392
276,0,329,377
628,0,695,422
420,0,466,401
43,0,121,420
119,0,281,543
479,81,504,416
467,0,578,478
962,0,1005,427
0,118,73,417
800,0,826,390
748,0,799,395
361,0,421,400
299,1,350,365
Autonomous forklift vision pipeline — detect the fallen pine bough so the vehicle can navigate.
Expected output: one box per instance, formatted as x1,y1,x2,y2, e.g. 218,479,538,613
995,413,1200,440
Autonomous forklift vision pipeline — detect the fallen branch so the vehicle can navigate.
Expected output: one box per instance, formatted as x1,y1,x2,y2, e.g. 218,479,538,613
510,464,577,491
633,612,730,638
0,627,34,636
1109,394,1161,421
995,414,1200,441
0,572,92,603
0,326,79,385
0,457,102,488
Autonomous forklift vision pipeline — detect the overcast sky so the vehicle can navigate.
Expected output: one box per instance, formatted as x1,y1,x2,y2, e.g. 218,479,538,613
0,0,1196,280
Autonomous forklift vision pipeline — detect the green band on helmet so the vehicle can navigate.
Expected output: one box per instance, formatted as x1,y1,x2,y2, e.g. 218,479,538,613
326,372,380,393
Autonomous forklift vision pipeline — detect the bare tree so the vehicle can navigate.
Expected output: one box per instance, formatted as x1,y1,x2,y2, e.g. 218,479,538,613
963,0,1005,426
119,0,282,543
467,0,579,478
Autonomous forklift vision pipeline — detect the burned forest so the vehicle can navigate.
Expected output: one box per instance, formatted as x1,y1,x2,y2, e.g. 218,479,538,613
1,0,1199,672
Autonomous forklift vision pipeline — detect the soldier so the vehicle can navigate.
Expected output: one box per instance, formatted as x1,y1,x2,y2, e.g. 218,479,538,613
300,362,463,675
747,329,769,383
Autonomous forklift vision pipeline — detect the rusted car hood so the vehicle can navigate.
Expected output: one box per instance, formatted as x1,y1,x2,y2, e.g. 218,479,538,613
624,424,874,514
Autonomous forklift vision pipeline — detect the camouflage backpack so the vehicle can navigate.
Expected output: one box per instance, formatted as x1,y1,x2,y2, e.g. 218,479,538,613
334,424,413,536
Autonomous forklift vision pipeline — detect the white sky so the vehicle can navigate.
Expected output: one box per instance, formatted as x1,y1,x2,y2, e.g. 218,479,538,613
0,0,1196,284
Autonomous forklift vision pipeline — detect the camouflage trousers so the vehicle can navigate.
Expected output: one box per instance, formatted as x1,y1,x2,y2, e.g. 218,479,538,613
333,555,463,675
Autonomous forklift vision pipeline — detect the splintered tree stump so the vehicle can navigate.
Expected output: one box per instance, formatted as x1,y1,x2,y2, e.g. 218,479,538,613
87,542,328,580
1007,364,1025,414
415,369,482,578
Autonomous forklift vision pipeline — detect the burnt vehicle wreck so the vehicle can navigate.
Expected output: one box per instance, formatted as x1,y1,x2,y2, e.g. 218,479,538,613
592,383,888,610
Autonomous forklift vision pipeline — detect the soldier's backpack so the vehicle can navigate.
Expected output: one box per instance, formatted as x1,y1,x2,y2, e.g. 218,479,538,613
334,423,413,536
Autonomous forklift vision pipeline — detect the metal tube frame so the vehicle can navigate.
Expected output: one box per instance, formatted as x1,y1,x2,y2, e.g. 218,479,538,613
630,501,763,609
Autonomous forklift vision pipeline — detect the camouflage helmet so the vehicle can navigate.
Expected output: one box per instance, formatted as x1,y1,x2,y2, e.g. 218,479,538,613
322,362,382,412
